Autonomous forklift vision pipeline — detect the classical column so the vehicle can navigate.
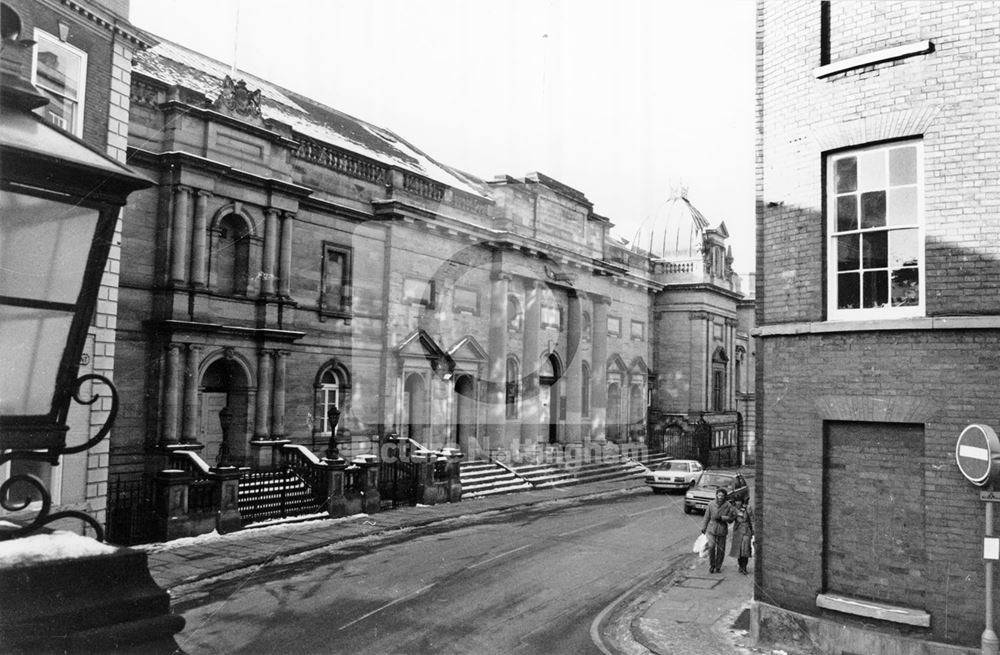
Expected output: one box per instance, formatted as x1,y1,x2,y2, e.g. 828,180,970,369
270,350,288,438
485,271,510,451
170,186,192,286
564,293,583,443
262,207,280,297
254,349,273,439
181,344,202,443
162,343,184,445
278,211,295,298
520,281,542,445
590,297,610,441
190,190,211,288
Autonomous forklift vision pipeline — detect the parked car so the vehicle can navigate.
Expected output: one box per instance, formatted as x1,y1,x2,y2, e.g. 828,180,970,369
645,459,703,493
683,470,749,514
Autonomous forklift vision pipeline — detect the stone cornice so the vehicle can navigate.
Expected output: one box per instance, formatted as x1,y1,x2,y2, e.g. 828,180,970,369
151,319,306,342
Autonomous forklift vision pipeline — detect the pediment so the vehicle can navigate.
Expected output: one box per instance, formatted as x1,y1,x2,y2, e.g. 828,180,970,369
448,335,488,363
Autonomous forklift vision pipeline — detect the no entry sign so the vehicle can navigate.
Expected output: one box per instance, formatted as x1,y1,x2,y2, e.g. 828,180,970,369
956,424,1000,486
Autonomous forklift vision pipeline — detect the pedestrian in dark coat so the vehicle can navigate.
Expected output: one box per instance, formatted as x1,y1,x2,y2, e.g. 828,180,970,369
729,496,753,574
701,488,733,573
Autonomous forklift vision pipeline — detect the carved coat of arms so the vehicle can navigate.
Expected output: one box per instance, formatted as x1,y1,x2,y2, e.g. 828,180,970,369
215,75,262,119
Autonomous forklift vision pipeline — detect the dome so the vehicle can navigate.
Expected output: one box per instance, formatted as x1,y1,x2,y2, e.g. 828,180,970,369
631,189,710,260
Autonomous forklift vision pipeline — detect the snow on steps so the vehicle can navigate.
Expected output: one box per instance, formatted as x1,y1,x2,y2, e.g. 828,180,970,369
460,461,532,498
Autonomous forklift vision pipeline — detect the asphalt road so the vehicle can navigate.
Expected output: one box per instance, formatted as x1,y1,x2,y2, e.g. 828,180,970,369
171,488,706,655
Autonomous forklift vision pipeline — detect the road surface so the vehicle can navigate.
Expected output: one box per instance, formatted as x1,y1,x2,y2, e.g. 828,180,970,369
172,488,705,654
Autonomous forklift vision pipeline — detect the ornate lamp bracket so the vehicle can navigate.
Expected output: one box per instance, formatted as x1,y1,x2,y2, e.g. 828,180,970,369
0,374,119,542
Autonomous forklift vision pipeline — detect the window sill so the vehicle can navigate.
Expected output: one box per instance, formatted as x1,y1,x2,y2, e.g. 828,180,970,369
754,315,1000,337
814,40,933,78
816,593,929,628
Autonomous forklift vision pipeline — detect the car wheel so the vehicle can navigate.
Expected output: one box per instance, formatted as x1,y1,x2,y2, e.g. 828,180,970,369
651,488,663,495
683,505,692,514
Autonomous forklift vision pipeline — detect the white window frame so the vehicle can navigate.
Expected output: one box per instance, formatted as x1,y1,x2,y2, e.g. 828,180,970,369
826,140,925,321
31,29,87,137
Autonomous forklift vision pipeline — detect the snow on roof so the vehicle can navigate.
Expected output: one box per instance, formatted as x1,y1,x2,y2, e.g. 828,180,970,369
0,531,117,567
134,38,487,199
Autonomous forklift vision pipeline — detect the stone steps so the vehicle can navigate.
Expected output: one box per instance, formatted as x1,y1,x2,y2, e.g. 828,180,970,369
460,461,532,497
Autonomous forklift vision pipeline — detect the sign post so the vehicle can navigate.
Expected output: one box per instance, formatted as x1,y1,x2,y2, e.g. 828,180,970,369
956,424,1000,655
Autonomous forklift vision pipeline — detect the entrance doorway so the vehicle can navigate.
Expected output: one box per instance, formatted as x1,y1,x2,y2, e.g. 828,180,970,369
539,354,562,444
454,375,475,452
200,358,250,466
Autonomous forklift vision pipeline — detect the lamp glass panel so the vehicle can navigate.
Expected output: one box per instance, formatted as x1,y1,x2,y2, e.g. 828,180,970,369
0,305,74,414
0,191,98,304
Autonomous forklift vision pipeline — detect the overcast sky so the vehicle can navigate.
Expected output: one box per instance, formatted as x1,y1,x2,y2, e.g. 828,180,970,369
129,0,757,274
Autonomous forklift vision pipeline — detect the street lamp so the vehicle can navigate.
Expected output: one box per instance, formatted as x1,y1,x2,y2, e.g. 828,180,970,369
216,406,233,467
0,41,151,539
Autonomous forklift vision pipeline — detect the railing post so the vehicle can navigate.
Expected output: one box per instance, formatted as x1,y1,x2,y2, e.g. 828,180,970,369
412,449,439,505
324,458,349,518
154,470,192,541
440,448,463,503
354,455,381,514
210,467,242,533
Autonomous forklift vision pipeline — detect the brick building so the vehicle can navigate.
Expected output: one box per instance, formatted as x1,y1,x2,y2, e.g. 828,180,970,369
756,1,996,652
101,30,753,535
0,0,148,530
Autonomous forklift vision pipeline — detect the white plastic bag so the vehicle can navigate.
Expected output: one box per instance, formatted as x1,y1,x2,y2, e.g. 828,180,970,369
693,533,708,558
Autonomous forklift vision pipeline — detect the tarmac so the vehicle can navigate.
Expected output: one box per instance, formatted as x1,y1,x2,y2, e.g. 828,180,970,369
139,471,809,655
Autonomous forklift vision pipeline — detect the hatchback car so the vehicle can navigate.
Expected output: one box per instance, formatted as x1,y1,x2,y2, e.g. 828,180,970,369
683,471,749,513
645,459,703,493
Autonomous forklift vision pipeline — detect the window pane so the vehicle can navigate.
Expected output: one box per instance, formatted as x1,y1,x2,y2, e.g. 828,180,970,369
35,40,83,100
863,270,888,308
857,150,886,191
891,268,919,307
835,157,857,193
837,235,859,271
889,228,919,267
862,232,888,268
0,306,73,414
860,191,886,228
837,273,860,309
890,146,918,186
836,195,858,232
887,186,917,226
0,191,98,304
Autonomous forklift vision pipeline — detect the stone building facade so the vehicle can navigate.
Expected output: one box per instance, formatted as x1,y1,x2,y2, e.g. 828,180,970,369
0,0,148,530
110,36,752,489
756,1,996,651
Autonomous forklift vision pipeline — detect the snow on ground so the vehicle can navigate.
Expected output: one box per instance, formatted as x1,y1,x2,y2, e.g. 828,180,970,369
135,513,370,553
0,531,118,567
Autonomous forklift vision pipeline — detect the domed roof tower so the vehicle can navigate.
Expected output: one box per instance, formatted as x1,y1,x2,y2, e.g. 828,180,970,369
631,186,709,260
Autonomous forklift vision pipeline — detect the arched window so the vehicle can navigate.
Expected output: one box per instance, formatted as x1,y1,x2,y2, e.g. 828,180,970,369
215,213,250,296
712,347,729,411
507,295,522,331
315,362,351,436
581,362,591,417
582,311,592,341
505,357,519,418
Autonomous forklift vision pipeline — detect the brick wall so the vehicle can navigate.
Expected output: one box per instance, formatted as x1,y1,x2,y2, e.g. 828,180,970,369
758,331,986,646
757,1,1000,648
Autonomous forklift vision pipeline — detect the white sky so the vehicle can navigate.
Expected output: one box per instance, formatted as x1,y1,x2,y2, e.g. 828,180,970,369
128,0,757,273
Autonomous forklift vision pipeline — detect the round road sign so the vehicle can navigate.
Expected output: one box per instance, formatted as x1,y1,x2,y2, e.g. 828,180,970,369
956,424,1000,486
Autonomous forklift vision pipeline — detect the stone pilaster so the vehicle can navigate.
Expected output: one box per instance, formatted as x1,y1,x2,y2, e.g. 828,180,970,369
520,281,542,445
190,190,211,288
485,271,510,450
590,297,610,441
564,293,583,443
279,211,295,298
181,344,202,443
170,186,192,286
162,343,183,444
262,207,280,296
270,350,288,438
254,350,273,439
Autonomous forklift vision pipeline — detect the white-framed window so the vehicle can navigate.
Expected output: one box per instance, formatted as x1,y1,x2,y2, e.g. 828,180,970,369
32,29,87,136
827,140,923,320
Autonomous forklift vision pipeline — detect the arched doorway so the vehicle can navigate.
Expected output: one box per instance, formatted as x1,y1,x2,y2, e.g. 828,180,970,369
629,381,644,442
404,373,427,444
200,357,251,466
454,375,476,451
539,354,562,444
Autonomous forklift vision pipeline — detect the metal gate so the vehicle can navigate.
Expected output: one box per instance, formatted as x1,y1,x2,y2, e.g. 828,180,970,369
106,476,157,546
237,468,324,526
377,460,419,509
